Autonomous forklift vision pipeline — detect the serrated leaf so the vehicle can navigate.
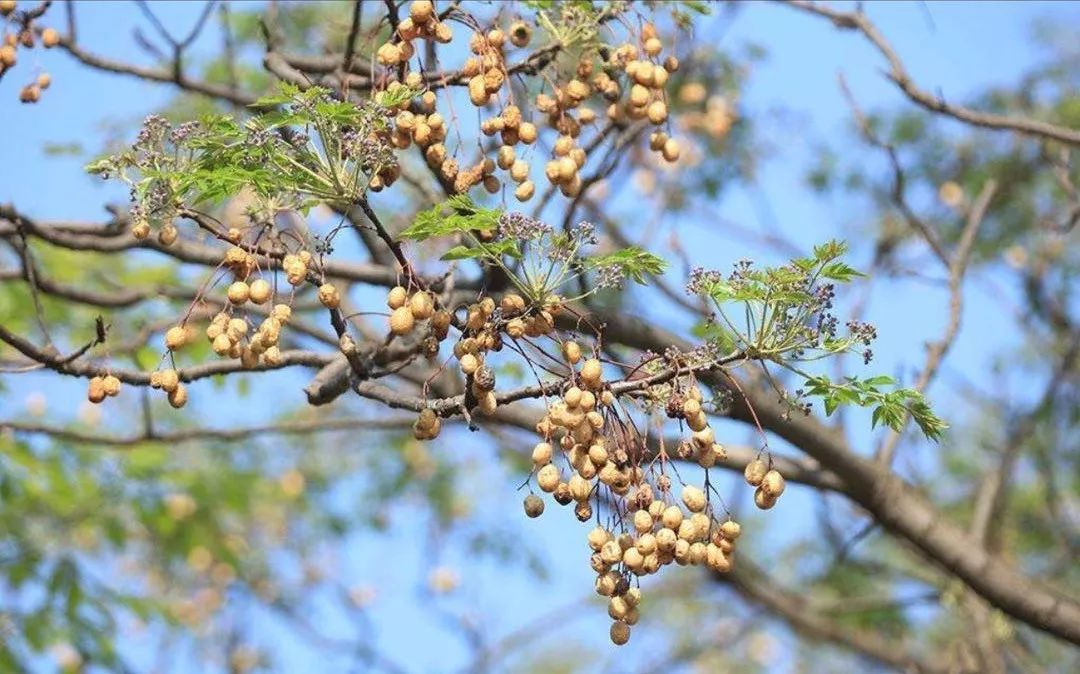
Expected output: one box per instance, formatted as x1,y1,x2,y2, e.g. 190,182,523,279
400,195,501,241
821,261,865,282
584,247,667,284
440,239,522,262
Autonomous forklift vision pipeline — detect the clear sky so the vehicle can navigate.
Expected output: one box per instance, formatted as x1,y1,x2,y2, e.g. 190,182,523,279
1,1,1075,672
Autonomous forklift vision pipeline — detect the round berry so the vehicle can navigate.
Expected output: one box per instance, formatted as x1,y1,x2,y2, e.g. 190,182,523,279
523,494,545,518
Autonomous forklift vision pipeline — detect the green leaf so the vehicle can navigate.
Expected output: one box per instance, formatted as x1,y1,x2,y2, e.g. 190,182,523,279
400,194,501,241
440,239,522,262
823,395,839,416
821,261,865,282
584,246,667,284
84,158,114,175
249,82,302,108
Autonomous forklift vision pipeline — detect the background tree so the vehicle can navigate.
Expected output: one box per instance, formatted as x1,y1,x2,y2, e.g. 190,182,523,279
0,1,1077,672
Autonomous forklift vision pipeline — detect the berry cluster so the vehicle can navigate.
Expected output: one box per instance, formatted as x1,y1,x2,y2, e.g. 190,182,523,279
523,365,757,645
370,3,687,203
86,373,121,404
1,1,60,103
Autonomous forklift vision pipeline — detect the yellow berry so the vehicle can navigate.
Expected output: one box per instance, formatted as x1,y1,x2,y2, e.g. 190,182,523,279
536,464,560,492
719,520,741,540
682,485,707,513
389,306,415,335
248,279,272,304
761,469,785,498
744,458,768,486
159,369,179,393
580,358,602,386
87,376,106,403
167,383,188,408
387,286,408,309
754,486,778,510
514,180,534,201
531,442,553,467
41,27,60,48
409,0,434,24
318,283,340,309
227,281,250,305
165,325,187,351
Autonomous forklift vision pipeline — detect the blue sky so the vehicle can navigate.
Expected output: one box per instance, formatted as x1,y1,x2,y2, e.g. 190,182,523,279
1,1,1075,672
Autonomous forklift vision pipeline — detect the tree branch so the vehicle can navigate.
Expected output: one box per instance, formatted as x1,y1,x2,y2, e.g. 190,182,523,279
786,0,1080,147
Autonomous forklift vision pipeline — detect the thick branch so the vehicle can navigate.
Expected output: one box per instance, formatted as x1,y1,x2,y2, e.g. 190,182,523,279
717,559,962,674
591,309,1080,644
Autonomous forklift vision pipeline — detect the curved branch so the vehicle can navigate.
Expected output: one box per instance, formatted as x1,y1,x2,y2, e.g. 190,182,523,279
51,32,256,106
785,0,1080,147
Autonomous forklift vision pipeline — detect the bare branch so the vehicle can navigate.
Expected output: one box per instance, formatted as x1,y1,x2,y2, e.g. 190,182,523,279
716,559,962,674
876,179,997,465
787,0,1080,147
0,322,332,384
2,416,414,447
50,29,255,105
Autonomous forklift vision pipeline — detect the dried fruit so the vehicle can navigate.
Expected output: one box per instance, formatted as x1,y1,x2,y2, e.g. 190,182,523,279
580,358,602,388
159,368,179,393
409,291,434,320
744,458,768,486
387,286,408,309
523,494,545,518
87,376,106,403
41,27,60,48
167,383,188,408
609,619,630,648
19,85,40,103
719,520,741,540
681,485,707,513
318,283,340,309
249,279,272,305
409,0,434,24
537,464,560,493
754,487,777,510
509,21,531,47
165,325,187,351
389,306,415,335
227,281,250,305
102,374,121,397
158,224,178,246
761,469,785,498
514,180,534,201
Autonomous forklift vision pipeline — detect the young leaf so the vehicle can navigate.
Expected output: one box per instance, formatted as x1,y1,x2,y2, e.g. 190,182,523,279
584,247,667,284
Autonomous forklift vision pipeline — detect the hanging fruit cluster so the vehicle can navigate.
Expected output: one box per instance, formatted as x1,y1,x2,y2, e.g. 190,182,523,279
400,292,786,646
365,3,688,203
404,289,554,440
1,1,61,103
522,360,756,645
